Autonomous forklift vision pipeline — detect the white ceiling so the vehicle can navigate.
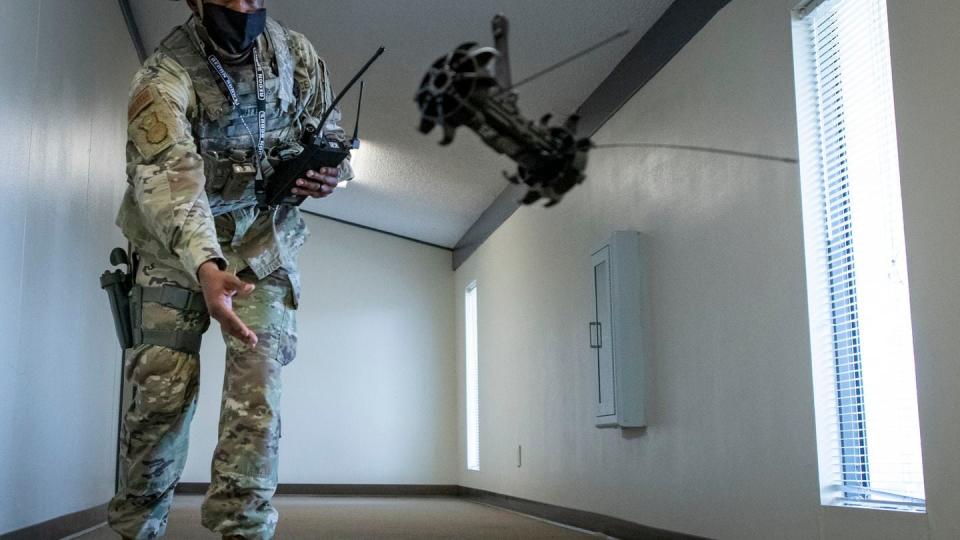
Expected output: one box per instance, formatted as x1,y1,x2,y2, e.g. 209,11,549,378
130,0,673,247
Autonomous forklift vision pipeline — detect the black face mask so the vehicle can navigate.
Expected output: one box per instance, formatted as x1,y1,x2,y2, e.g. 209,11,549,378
202,3,267,55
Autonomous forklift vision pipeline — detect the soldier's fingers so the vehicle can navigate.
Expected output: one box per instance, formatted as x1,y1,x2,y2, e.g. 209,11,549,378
307,170,339,186
296,178,337,191
309,167,338,177
224,274,255,297
295,178,320,191
208,302,231,324
293,189,328,198
293,189,326,198
293,185,333,198
218,308,258,347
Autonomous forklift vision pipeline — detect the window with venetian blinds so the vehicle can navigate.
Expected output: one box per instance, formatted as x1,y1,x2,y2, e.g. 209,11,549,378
465,282,480,471
792,0,925,511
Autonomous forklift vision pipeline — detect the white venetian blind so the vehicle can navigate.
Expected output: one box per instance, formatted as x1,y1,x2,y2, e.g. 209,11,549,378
465,281,480,471
792,0,925,511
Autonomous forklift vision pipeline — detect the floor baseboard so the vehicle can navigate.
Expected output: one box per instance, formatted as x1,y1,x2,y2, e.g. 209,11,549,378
0,503,107,540
457,486,707,540
176,482,460,496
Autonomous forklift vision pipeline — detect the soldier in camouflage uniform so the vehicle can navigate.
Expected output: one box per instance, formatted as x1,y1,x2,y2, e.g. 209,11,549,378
107,0,351,538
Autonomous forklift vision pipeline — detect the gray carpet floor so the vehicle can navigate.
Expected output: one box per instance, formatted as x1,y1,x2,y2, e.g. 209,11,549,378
74,495,604,539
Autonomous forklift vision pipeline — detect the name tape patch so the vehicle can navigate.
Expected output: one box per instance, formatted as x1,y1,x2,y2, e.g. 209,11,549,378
128,86,158,121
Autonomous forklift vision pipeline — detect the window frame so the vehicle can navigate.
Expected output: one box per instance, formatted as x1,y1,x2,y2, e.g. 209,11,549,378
465,281,480,472
791,0,926,512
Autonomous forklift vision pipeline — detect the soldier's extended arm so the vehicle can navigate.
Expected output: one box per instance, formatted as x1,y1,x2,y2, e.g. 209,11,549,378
125,56,258,346
126,55,226,281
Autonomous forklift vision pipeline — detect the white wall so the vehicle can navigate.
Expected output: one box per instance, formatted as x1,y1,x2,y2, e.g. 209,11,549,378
453,0,957,538
182,215,457,485
0,0,139,535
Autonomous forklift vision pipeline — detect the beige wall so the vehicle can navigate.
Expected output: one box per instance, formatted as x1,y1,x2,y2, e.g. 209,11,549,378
0,0,140,534
453,0,957,538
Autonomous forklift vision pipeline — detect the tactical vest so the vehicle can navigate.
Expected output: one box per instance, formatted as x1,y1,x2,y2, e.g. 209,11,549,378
159,19,300,215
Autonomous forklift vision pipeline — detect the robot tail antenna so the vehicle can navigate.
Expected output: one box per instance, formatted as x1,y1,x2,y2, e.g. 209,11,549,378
499,28,629,94
318,46,386,133
351,81,363,149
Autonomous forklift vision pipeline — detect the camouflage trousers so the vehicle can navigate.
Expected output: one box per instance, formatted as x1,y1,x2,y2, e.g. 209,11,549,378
107,266,298,540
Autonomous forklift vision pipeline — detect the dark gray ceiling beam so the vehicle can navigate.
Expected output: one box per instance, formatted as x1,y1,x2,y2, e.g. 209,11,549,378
451,0,732,270
451,183,526,268
118,0,147,63
575,0,732,136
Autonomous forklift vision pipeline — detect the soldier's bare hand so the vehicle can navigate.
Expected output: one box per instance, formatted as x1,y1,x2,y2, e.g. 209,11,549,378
197,261,258,348
292,167,339,198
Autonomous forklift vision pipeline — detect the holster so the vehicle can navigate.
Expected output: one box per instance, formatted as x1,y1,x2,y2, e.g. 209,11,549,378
129,284,209,355
100,268,134,350
100,247,208,355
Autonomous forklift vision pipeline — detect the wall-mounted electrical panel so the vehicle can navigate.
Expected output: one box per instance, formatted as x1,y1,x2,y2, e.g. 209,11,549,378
589,231,650,428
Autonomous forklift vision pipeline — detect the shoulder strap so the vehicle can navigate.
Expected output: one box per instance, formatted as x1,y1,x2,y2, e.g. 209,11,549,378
159,25,231,121
264,18,296,112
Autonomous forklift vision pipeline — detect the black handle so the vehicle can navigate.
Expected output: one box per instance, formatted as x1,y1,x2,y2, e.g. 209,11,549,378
589,322,602,349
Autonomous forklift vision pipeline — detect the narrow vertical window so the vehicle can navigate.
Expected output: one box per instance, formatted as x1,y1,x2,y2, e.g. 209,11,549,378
792,0,925,511
465,281,480,471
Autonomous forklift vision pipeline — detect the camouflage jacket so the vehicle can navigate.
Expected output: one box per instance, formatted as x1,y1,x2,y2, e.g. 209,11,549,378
117,16,351,305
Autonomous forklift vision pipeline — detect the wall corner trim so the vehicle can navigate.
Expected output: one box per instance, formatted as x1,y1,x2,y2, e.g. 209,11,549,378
118,0,147,63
